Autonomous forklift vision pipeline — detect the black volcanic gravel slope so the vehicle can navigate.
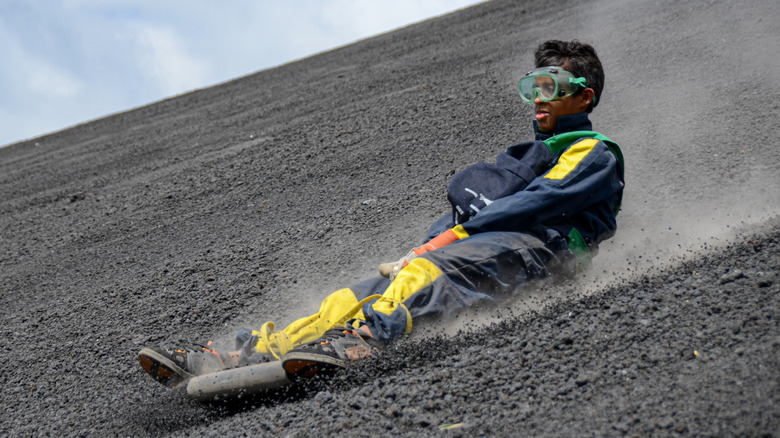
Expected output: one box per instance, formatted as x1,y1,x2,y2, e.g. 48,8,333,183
201,222,780,437
0,0,778,436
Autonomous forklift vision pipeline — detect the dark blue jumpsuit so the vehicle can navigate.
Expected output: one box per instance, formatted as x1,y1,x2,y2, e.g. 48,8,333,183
241,112,624,358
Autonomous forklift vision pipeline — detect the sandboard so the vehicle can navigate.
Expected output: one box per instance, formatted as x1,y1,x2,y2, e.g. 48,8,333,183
186,361,292,401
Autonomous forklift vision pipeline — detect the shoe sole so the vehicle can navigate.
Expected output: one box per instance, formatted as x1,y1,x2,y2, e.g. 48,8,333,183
281,352,348,379
138,347,193,387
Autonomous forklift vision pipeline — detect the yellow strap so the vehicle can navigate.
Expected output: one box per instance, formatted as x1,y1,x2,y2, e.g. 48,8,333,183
318,293,414,337
342,294,414,336
258,321,293,360
364,294,413,336
256,294,413,359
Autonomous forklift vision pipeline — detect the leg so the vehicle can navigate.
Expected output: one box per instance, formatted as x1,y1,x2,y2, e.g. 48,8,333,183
139,276,392,387
281,230,575,378
358,230,575,341
243,276,392,359
140,231,573,385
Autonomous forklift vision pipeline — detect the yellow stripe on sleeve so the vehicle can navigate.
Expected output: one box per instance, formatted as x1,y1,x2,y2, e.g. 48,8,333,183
544,138,598,180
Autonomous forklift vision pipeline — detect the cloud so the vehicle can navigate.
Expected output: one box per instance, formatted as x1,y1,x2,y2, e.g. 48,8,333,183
0,13,82,99
0,0,482,147
130,24,210,96
26,58,84,99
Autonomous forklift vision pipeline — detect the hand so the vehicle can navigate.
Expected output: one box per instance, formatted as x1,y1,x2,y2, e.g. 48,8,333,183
378,226,467,280
378,262,396,278
378,249,418,281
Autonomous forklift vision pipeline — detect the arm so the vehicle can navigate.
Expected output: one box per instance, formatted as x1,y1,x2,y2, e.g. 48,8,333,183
380,138,621,278
379,224,470,279
379,140,557,278
446,140,553,224
460,137,623,235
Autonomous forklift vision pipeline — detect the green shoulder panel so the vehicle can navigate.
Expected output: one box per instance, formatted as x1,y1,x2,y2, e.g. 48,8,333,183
543,130,624,214
542,130,624,180
543,130,625,271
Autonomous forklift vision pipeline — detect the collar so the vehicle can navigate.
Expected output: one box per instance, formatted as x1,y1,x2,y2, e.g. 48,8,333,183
533,112,593,141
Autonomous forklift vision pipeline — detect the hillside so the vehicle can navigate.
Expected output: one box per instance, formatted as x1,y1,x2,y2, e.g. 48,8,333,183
1,0,778,435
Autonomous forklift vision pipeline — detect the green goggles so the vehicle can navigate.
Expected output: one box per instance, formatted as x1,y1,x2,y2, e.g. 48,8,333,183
517,66,589,104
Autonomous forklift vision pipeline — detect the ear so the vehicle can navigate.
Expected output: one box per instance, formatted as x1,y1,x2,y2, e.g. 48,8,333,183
578,88,595,111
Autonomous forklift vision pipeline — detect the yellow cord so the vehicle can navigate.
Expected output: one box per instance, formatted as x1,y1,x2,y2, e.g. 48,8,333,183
256,294,413,359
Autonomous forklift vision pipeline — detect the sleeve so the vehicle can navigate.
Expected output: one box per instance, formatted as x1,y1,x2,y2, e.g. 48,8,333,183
459,137,623,235
446,140,553,224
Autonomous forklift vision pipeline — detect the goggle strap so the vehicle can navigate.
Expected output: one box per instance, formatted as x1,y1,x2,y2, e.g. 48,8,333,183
569,77,597,104
569,77,587,88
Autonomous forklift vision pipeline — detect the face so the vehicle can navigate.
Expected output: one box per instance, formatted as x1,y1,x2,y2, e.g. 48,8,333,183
533,71,594,133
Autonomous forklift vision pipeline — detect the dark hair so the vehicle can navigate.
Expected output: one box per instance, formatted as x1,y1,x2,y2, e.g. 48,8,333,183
534,40,604,112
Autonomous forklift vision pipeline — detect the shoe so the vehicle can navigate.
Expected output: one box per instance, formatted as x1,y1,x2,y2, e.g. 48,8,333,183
138,341,231,387
281,326,379,379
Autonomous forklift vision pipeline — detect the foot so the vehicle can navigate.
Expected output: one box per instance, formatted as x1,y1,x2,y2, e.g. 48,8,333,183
281,326,379,379
138,341,234,387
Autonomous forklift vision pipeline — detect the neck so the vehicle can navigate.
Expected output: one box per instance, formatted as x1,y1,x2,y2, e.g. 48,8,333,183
534,112,593,140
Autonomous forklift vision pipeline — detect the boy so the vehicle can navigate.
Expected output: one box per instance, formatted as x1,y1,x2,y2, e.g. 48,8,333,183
139,40,624,387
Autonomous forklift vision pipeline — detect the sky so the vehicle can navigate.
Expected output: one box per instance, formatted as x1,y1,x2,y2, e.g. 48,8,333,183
0,0,483,147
